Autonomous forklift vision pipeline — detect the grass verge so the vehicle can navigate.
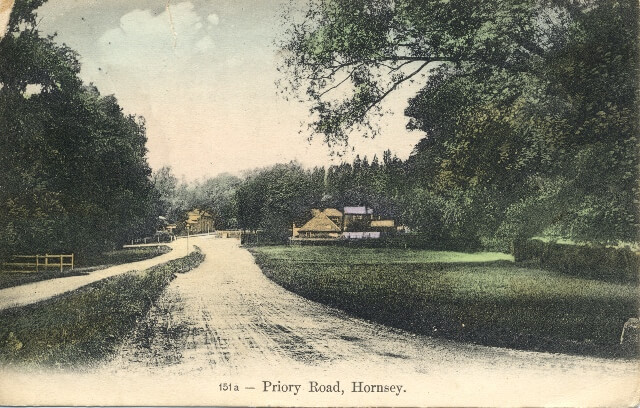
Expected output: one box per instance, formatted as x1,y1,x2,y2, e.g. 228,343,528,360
76,245,172,268
251,246,638,358
0,248,204,368
0,246,172,290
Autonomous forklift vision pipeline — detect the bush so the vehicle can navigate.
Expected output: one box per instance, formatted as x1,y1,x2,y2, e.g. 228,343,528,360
512,238,639,282
76,245,172,267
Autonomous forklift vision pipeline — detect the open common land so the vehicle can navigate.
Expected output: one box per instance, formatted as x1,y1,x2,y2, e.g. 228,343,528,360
251,246,638,357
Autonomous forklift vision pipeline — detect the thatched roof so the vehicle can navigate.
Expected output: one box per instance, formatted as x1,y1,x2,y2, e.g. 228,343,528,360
298,213,341,233
323,208,343,217
186,209,212,224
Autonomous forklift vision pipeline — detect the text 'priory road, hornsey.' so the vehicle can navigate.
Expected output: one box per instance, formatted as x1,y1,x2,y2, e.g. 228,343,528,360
261,380,405,396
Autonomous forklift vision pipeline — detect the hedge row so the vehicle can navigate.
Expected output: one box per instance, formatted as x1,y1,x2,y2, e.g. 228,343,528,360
512,239,639,282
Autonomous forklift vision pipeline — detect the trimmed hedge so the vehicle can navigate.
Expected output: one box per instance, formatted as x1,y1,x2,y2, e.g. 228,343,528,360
512,238,639,282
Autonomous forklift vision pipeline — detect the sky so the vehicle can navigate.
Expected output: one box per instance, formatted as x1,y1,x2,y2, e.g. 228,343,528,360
32,0,425,181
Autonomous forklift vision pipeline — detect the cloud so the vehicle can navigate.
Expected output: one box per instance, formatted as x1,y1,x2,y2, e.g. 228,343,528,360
96,2,216,67
207,13,219,26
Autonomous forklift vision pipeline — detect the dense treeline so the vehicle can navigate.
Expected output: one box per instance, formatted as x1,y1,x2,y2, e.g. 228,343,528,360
274,0,639,249
3,0,637,258
151,1,640,251
0,1,159,259
152,167,241,232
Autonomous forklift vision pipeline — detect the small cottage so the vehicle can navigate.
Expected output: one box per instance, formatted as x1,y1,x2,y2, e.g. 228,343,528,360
186,209,214,234
296,212,342,239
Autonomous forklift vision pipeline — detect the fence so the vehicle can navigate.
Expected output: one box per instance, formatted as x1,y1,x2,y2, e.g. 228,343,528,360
216,230,242,239
2,254,74,273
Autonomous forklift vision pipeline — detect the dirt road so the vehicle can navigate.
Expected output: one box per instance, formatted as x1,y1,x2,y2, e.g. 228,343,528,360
1,236,637,406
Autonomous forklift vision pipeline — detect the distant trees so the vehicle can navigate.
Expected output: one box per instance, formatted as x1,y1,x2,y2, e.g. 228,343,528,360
232,157,404,243
236,163,324,241
0,1,159,258
152,166,242,232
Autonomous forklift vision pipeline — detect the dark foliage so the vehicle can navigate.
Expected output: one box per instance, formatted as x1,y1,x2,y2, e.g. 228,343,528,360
0,1,160,260
513,239,639,283
278,0,640,247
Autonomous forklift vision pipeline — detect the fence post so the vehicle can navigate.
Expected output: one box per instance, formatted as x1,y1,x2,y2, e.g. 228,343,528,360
71,253,74,270
60,255,63,273
36,255,39,273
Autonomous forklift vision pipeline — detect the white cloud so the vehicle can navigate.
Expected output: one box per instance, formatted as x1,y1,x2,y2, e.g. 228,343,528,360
97,2,214,66
207,13,219,26
195,35,215,52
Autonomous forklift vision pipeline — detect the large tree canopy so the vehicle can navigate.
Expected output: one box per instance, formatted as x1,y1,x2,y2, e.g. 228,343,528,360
0,0,159,258
279,0,639,244
279,0,543,145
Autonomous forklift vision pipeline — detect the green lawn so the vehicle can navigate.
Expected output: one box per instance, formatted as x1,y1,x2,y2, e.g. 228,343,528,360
255,245,514,264
0,249,204,368
251,246,638,357
0,246,172,290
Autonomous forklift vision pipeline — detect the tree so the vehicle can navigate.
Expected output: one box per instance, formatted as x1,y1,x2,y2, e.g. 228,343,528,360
236,163,324,242
279,0,639,246
0,0,159,258
278,0,541,146
152,166,179,217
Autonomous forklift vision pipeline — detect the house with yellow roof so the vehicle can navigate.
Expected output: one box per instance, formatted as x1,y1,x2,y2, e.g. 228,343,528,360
292,207,395,241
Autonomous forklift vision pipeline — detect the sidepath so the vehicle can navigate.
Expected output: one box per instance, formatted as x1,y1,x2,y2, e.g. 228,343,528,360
0,239,192,311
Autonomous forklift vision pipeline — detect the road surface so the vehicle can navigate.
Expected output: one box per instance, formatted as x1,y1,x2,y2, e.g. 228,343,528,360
1,236,637,406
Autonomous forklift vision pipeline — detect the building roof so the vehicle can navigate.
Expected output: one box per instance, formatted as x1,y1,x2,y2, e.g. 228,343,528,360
371,219,395,227
186,209,212,224
343,206,373,215
323,208,343,217
298,213,342,233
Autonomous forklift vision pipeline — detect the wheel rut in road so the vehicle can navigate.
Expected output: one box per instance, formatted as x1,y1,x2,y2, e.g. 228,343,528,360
102,237,637,400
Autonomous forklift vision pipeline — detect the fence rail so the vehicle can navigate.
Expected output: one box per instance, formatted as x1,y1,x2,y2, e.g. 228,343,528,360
1,254,74,273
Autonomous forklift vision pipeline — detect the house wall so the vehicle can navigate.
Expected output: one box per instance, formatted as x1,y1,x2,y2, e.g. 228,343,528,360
342,231,381,239
302,231,341,239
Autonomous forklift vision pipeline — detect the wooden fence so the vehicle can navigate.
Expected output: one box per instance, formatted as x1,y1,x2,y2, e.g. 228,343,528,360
2,254,74,273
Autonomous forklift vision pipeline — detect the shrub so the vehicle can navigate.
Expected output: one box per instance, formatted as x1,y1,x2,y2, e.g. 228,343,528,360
512,238,639,282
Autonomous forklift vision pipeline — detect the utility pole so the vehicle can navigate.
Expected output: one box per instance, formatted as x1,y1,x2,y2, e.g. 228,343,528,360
187,226,190,254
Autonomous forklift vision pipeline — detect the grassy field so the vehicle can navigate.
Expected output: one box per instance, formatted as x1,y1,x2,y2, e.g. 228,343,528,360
0,249,204,368
75,245,172,267
0,246,172,290
251,246,638,357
